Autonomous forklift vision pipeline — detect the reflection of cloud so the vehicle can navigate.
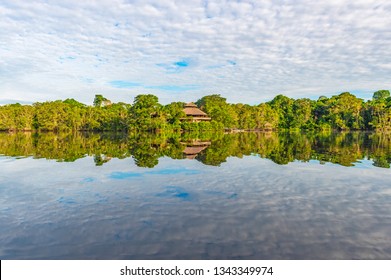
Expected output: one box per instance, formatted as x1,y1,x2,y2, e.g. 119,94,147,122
1,155,391,259
1,1,390,104
109,167,200,179
148,167,200,175
82,177,95,183
110,171,143,179
156,186,192,201
57,196,76,205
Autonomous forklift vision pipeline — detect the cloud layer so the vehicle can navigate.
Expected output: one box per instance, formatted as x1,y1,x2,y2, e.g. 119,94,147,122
1,0,391,104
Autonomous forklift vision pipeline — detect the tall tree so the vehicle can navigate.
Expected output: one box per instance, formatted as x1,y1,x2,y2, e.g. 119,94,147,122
267,94,294,129
196,94,238,128
326,92,363,130
130,94,164,130
93,94,111,107
373,90,390,101
291,98,314,129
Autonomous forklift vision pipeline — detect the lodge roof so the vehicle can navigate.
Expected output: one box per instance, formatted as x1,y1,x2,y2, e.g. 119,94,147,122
185,102,197,108
183,102,208,116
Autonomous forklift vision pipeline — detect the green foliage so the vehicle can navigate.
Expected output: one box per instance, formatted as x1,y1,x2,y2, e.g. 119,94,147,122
268,94,294,129
373,90,390,101
163,102,186,130
63,98,86,108
181,121,199,131
366,100,391,131
327,92,363,130
33,101,74,131
196,94,238,128
0,104,34,131
129,94,165,131
233,103,278,130
0,89,390,132
291,98,315,129
93,94,111,107
312,92,364,130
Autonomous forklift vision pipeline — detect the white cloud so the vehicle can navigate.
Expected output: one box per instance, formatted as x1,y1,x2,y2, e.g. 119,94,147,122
0,0,390,105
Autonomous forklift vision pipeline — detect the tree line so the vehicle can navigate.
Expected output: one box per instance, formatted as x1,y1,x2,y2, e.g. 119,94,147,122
1,90,390,131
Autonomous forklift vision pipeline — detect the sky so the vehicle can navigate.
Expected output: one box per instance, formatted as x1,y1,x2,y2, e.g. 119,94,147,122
1,0,391,105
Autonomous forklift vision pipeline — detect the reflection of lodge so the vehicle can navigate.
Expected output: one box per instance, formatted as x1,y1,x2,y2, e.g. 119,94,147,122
181,102,211,122
1,132,391,168
182,140,211,159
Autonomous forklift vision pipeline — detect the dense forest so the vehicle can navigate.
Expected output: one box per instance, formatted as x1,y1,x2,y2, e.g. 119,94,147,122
1,90,390,132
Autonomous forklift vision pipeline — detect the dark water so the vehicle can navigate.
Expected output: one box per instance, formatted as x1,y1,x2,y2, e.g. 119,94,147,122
0,131,391,259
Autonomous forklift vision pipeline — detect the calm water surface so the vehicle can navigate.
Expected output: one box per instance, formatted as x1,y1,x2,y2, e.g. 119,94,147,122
0,132,390,259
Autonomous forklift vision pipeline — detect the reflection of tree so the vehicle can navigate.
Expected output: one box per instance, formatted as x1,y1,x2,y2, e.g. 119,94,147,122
164,138,185,160
265,133,296,165
128,133,162,168
94,154,111,166
368,133,391,168
196,136,237,166
311,132,364,166
373,157,390,168
133,154,159,168
128,132,185,167
1,131,391,168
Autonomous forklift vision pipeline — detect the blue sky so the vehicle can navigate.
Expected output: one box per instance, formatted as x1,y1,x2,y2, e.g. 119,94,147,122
0,0,390,105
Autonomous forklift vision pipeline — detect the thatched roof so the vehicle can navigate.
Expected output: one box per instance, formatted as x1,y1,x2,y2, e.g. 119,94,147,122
182,140,210,159
183,146,208,155
185,102,197,107
181,140,211,146
183,145,209,159
183,102,208,116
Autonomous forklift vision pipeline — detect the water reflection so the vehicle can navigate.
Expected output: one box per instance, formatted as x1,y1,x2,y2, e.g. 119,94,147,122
1,131,391,168
0,132,391,259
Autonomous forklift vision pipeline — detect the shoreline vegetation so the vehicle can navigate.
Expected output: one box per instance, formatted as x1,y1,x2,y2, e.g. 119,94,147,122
1,90,391,132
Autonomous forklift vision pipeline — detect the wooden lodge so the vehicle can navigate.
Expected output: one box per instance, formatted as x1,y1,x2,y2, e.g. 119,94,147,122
181,140,211,159
181,102,211,122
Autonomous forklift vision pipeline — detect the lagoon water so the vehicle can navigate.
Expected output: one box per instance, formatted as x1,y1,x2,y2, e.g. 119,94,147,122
0,132,391,259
